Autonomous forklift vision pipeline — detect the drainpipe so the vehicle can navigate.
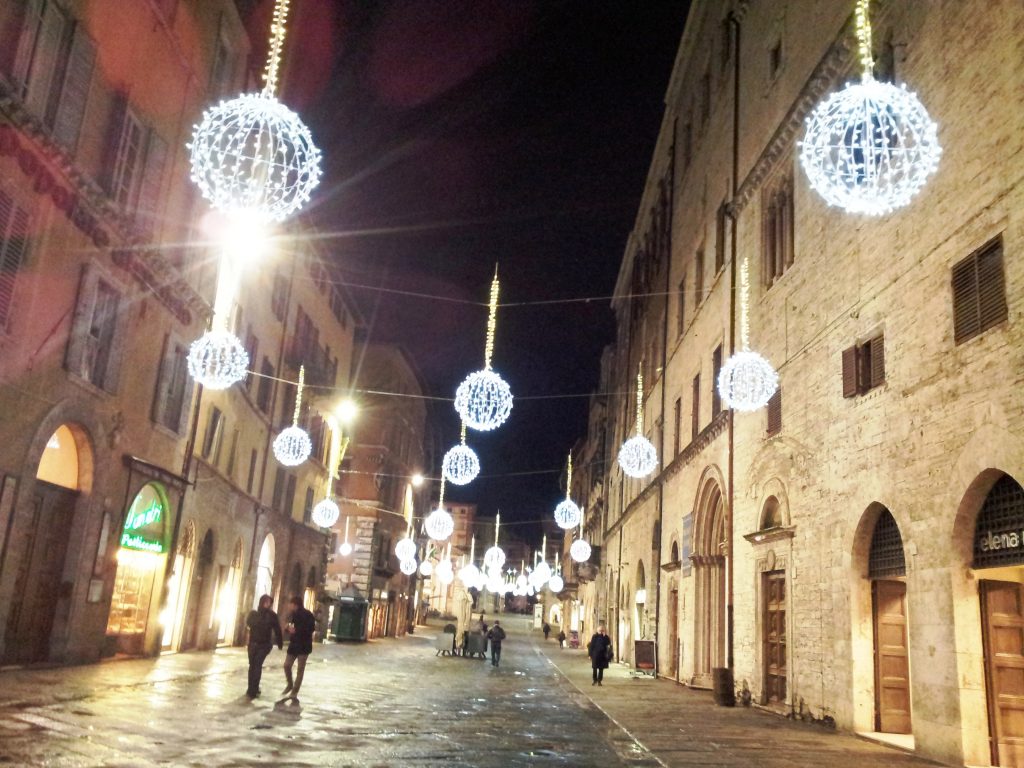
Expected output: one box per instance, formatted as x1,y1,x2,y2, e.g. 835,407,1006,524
653,127,676,678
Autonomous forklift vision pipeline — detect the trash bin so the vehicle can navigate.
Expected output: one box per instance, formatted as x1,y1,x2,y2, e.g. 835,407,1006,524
712,667,735,707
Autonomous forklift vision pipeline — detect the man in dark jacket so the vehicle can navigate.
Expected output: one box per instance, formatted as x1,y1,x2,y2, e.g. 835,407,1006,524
587,625,613,686
282,595,316,702
246,594,283,698
487,620,506,667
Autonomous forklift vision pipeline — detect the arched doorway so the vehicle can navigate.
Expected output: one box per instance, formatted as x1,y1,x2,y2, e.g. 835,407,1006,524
693,478,726,688
667,540,680,679
254,534,275,606
105,482,172,656
634,560,647,640
4,424,92,664
216,540,243,646
304,566,317,611
181,530,214,650
972,474,1024,766
162,520,196,650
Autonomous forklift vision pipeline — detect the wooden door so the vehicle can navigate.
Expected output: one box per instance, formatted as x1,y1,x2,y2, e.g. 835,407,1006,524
873,580,912,733
668,589,679,679
3,482,77,664
982,580,1024,767
762,571,786,703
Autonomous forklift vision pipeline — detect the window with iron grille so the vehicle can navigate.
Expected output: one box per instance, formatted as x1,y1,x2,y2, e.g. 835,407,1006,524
842,334,885,398
868,508,906,577
766,388,782,436
952,236,1007,345
973,474,1024,569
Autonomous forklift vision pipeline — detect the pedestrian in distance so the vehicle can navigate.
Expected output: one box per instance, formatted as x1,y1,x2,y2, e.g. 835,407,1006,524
542,621,551,640
281,595,316,702
587,624,613,686
487,620,506,667
557,629,566,648
245,594,283,699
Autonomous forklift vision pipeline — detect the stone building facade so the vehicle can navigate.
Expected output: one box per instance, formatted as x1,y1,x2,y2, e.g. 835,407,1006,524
579,1,1024,766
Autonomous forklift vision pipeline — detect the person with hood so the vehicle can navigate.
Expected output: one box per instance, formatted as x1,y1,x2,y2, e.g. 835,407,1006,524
246,594,283,698
587,625,613,686
281,595,316,702
542,621,551,640
487,620,506,667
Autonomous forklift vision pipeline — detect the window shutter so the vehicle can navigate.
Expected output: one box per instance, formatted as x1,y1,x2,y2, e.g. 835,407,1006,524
10,0,43,93
977,240,1007,333
64,264,99,379
869,334,885,388
101,91,128,195
100,283,126,392
842,345,858,398
23,0,65,120
52,24,95,153
136,130,168,230
952,257,979,344
0,190,29,331
177,368,195,436
766,388,782,435
151,333,173,426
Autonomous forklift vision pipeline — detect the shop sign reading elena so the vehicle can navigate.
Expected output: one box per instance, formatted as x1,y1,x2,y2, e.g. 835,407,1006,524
974,526,1024,568
120,490,165,554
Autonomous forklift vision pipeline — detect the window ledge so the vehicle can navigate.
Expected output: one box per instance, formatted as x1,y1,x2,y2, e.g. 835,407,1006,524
743,525,795,545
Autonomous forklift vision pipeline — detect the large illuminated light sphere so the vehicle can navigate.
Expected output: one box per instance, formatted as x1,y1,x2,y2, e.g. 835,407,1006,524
311,498,339,528
273,425,312,467
799,80,941,216
454,369,513,432
399,558,417,576
717,350,779,412
338,541,353,557
617,435,658,479
395,537,417,561
458,563,480,585
435,559,454,585
187,329,249,390
548,574,564,593
442,444,480,485
485,573,505,593
553,499,583,530
188,93,321,222
424,506,454,541
570,538,592,563
483,545,506,571
418,560,433,577
533,561,552,585
516,574,528,590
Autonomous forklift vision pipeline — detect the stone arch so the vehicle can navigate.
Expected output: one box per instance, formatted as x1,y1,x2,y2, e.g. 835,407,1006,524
755,477,791,529
692,470,727,688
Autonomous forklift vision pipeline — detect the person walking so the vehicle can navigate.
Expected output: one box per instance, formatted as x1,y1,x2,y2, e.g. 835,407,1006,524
587,625,613,686
245,594,283,699
557,629,566,648
487,620,506,667
542,621,551,641
281,595,316,702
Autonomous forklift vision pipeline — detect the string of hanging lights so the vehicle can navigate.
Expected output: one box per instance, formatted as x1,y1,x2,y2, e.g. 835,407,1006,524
553,452,583,529
482,512,506,570
424,478,455,541
442,422,480,485
570,522,592,563
454,269,514,431
311,412,349,528
617,366,659,478
799,0,941,215
273,365,313,466
717,260,779,412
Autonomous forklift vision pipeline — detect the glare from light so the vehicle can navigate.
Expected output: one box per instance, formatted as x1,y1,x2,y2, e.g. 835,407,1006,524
411,473,424,487
336,399,358,424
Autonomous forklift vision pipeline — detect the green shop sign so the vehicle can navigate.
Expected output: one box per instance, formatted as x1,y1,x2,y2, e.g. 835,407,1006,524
120,484,167,554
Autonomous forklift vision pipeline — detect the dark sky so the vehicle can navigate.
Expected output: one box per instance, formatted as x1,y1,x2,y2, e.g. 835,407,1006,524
267,1,688,543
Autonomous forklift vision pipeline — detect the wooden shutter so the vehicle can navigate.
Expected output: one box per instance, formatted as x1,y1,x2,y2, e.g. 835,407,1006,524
712,344,722,417
691,373,700,440
977,240,1008,333
715,202,727,272
151,333,173,426
136,130,168,229
869,334,885,388
0,190,29,331
23,0,65,120
842,345,858,398
64,263,98,378
952,256,979,344
10,0,43,93
767,388,782,435
52,24,96,153
101,91,128,195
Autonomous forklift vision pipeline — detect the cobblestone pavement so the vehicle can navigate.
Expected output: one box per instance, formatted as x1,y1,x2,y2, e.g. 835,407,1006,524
0,615,940,767
0,615,652,767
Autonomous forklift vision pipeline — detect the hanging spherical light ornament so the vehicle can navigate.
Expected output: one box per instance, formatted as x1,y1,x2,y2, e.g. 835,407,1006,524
187,329,249,390
399,558,417,576
424,506,455,541
458,563,480,586
418,560,433,577
436,559,454,585
273,425,312,467
188,93,321,223
338,541,353,557
717,349,779,412
395,537,417,561
473,572,487,591
486,572,504,593
617,435,658,479
570,538,592,563
553,499,583,530
799,81,940,216
311,498,339,528
516,574,528,590
533,561,552,585
442,443,480,486
548,574,564,593
483,545,506,571
454,369,513,432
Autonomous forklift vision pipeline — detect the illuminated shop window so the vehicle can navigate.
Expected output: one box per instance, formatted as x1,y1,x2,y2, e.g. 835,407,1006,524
106,483,168,637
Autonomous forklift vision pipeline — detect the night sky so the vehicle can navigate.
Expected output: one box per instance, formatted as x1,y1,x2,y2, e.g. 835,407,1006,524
261,1,689,542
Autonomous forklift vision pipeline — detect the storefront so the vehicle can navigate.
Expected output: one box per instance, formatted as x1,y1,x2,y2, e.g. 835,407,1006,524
105,482,172,656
